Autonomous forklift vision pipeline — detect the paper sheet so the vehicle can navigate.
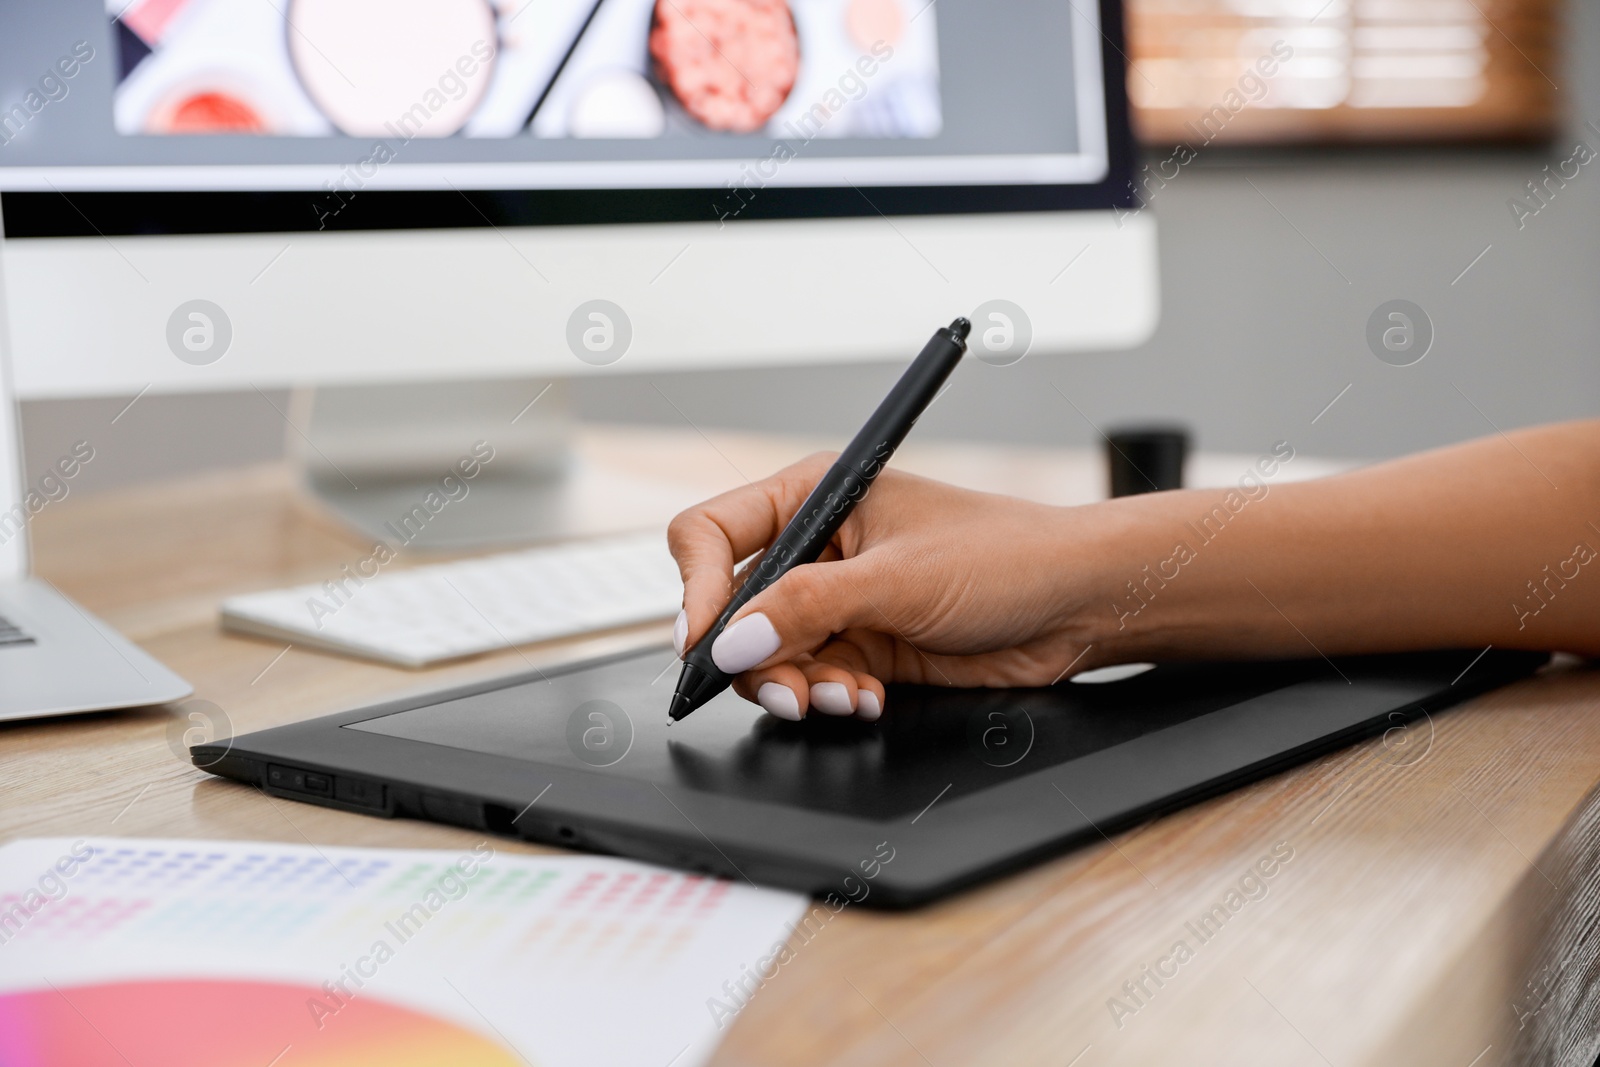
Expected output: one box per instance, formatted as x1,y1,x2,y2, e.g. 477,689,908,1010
0,837,808,1067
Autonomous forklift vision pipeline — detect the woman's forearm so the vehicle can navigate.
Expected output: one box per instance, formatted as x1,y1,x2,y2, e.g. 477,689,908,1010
1081,420,1600,662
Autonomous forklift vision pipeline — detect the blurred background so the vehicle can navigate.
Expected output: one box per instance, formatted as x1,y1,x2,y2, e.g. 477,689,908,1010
22,0,1597,490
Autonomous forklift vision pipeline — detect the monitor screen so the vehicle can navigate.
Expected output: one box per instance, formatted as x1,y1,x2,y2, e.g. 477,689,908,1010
0,0,1130,232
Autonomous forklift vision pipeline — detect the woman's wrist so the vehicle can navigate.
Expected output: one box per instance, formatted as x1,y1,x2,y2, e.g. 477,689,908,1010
1041,497,1162,667
1049,488,1253,667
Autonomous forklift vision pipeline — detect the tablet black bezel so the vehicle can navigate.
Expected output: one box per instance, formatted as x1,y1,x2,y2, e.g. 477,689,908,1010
193,645,1546,908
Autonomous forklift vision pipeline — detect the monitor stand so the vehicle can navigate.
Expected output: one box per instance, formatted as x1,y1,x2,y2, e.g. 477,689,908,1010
291,379,687,552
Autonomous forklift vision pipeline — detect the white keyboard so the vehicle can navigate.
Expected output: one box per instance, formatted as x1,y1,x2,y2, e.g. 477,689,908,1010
220,532,682,668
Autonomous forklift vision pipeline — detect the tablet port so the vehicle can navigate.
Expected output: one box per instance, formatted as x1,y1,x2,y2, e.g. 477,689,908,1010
422,794,486,830
482,805,565,846
267,764,331,798
334,776,386,813
483,803,518,836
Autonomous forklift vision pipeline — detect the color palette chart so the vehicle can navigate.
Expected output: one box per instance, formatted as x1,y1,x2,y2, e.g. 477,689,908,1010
0,838,807,1067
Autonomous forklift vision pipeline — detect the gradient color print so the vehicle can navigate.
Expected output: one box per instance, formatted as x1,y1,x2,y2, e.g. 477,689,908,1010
0,978,524,1067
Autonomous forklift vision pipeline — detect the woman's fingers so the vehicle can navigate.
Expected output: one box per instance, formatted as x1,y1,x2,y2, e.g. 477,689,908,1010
707,557,885,675
666,454,838,650
810,637,885,719
798,659,859,716
737,652,886,722
732,661,811,720
820,625,1089,689
727,627,1076,721
667,489,780,652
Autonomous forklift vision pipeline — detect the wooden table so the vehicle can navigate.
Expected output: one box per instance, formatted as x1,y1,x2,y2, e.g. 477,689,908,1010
6,425,1599,1067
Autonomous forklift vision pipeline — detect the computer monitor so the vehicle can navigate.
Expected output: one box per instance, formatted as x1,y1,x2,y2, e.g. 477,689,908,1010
0,0,1154,386
0,0,1155,543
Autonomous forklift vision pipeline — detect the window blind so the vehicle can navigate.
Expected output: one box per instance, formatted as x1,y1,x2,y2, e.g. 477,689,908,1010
1125,0,1561,144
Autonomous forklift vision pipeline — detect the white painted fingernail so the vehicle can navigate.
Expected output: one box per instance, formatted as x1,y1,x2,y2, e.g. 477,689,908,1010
810,682,855,716
711,613,781,674
857,690,882,722
672,610,688,656
757,682,802,721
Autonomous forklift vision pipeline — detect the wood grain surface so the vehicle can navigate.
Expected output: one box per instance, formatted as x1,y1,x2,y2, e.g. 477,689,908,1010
4,425,1597,1067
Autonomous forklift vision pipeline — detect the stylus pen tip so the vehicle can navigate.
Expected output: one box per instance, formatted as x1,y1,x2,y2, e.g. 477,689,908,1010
667,691,694,722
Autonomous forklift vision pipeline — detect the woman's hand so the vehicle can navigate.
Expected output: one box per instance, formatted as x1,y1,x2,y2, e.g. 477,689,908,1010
667,453,1107,721
671,420,1600,722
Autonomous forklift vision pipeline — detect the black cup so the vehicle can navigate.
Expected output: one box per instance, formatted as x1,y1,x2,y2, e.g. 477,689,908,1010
1105,426,1189,498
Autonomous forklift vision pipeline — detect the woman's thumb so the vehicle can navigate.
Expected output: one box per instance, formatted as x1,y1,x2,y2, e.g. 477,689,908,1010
708,560,881,674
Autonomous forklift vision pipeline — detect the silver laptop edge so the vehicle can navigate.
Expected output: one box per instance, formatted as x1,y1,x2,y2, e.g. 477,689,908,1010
0,199,192,722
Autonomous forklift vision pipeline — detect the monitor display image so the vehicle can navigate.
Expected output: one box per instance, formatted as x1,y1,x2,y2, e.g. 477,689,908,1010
109,0,942,141
0,0,1105,193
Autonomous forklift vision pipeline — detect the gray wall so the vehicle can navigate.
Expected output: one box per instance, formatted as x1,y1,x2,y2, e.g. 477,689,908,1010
21,0,1599,491
572,137,1600,460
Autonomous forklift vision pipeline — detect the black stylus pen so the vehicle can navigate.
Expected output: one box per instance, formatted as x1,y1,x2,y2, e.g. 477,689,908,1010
668,317,972,722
